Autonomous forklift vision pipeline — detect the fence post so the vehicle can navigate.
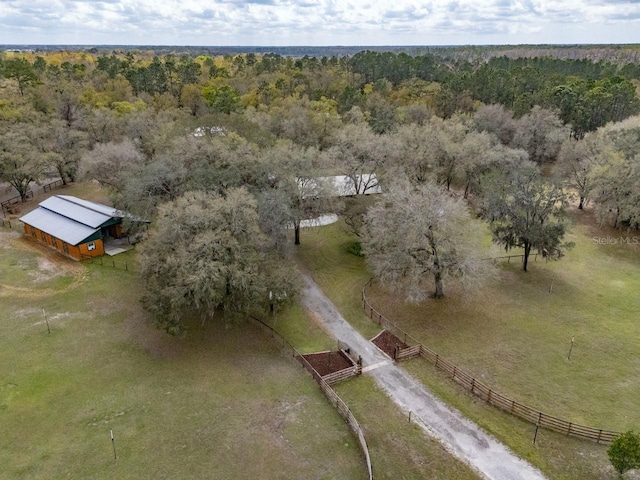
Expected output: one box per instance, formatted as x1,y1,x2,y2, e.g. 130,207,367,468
471,378,475,394
597,429,602,444
435,354,439,368
487,389,492,404
452,366,457,379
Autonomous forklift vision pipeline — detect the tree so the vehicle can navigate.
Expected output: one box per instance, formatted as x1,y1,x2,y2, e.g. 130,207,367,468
139,188,297,333
512,107,569,164
363,180,490,300
2,58,39,95
180,84,205,116
473,104,517,146
365,92,396,134
35,120,89,184
79,139,145,191
484,166,572,272
202,84,241,114
557,135,602,209
117,154,187,224
0,123,47,201
327,124,388,195
608,431,640,477
262,142,332,246
588,149,640,229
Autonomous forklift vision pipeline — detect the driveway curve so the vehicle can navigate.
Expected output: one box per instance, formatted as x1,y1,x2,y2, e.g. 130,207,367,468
301,273,547,480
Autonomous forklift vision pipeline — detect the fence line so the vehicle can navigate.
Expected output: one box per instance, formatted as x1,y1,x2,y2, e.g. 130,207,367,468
1,191,33,211
42,180,64,193
323,365,361,385
250,316,373,480
486,253,539,264
361,279,620,444
1,178,66,212
80,254,134,273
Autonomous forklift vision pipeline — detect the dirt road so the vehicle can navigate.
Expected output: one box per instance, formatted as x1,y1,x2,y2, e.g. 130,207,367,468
301,273,547,480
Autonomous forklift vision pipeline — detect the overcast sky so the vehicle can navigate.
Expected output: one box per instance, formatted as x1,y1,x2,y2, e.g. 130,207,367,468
1,0,639,46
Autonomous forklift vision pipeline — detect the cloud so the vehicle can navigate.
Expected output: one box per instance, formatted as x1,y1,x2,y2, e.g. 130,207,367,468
0,0,639,45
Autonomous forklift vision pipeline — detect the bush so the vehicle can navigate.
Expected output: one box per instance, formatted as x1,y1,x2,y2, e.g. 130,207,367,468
608,431,640,476
347,241,364,257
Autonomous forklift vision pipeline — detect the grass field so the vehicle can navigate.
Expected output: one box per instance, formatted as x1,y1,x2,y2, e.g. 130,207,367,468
294,211,639,479
260,285,484,479
0,228,366,479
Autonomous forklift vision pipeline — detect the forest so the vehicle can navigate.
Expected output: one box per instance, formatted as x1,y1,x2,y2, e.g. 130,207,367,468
1,47,640,330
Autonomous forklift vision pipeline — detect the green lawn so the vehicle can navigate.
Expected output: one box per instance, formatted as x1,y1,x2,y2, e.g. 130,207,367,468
334,376,481,480
0,229,366,479
294,212,637,479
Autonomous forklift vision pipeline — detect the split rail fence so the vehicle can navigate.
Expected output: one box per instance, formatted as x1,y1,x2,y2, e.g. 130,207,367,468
362,280,620,444
250,316,373,479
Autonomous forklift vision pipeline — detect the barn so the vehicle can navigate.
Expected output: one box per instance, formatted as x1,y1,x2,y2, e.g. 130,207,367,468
19,195,137,260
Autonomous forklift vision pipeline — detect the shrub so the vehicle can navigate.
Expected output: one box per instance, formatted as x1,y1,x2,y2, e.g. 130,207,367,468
608,431,640,476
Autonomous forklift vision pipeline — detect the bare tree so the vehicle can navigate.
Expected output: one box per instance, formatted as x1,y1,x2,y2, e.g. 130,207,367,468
557,135,603,209
79,138,145,191
363,180,491,300
512,107,569,164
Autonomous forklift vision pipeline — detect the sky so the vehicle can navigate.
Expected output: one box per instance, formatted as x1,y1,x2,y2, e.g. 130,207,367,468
1,0,639,46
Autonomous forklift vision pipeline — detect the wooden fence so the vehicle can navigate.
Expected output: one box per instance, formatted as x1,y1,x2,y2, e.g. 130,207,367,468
395,345,421,362
1,178,66,212
42,179,64,193
1,191,33,210
250,316,373,480
362,280,620,444
323,365,361,385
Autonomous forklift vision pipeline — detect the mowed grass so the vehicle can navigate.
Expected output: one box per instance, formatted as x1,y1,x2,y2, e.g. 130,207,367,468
295,213,639,479
334,375,482,480
0,230,366,479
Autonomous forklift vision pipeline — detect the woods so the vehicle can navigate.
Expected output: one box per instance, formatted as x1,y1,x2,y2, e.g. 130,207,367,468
2,46,640,324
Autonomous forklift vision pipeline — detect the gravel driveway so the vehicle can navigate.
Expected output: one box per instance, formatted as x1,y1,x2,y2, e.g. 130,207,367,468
301,273,547,480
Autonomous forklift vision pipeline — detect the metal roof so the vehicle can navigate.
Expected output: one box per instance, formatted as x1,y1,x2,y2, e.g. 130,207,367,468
20,207,99,246
19,195,127,246
38,195,119,228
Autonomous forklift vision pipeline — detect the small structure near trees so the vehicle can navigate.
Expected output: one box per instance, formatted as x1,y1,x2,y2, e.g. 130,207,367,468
19,195,141,260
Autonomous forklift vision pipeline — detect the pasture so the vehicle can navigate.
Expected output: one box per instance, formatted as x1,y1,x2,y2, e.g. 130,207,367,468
0,228,365,479
295,209,640,479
